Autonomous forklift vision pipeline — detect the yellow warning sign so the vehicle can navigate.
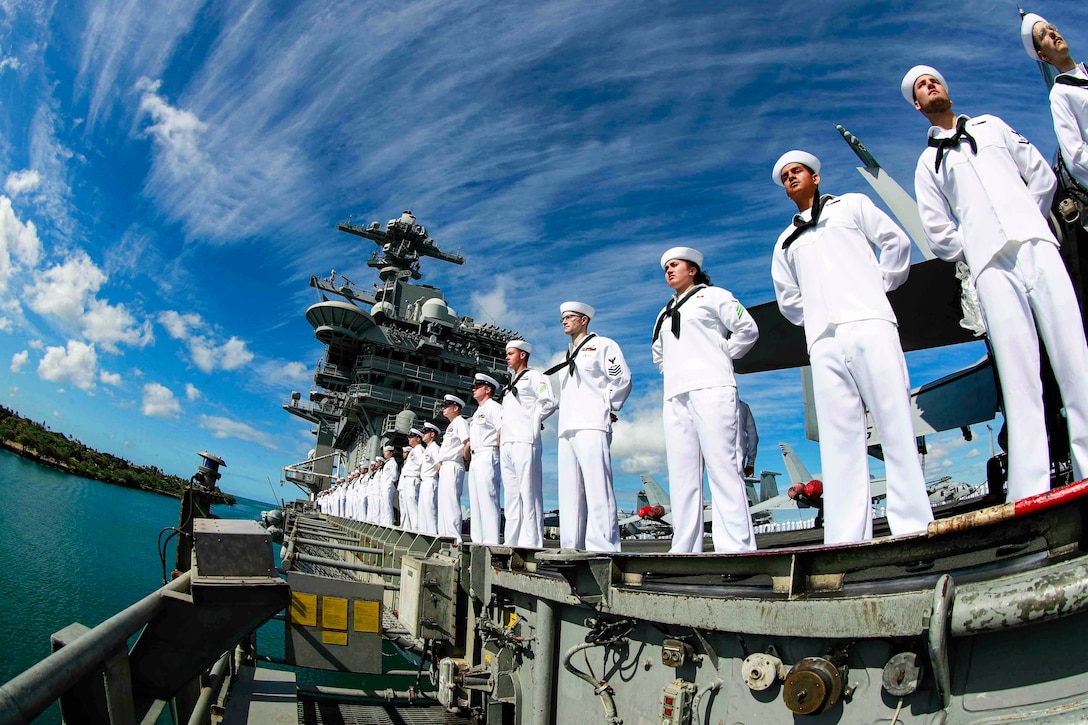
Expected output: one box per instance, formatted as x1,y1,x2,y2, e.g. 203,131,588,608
354,601,381,633
290,592,317,627
322,596,348,630
322,630,348,646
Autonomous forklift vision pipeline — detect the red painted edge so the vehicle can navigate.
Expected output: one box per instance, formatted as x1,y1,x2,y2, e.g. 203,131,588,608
1013,478,1088,516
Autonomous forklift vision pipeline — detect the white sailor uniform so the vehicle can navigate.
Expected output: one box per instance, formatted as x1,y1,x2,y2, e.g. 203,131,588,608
399,446,423,530
652,285,759,553
437,416,469,542
553,334,632,552
500,369,557,547
417,442,439,534
468,398,503,545
1050,63,1088,191
773,192,934,544
378,459,397,526
916,114,1088,499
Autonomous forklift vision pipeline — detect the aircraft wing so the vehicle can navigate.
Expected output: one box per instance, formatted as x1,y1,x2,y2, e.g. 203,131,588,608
638,474,670,508
736,259,976,374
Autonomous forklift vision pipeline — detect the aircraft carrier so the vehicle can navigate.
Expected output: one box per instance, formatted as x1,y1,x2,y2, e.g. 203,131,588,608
5,59,1088,721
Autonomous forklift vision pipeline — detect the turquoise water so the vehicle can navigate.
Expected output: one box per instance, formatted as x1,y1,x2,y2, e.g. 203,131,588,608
0,449,276,720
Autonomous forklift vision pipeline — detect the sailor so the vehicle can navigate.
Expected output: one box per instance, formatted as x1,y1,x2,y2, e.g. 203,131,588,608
369,459,384,523
467,373,503,544
772,149,933,544
653,248,760,553
1021,13,1088,192
436,395,470,542
739,398,758,478
378,445,397,526
500,340,558,548
399,429,424,530
416,422,441,534
905,65,1088,499
397,445,412,526
547,301,631,552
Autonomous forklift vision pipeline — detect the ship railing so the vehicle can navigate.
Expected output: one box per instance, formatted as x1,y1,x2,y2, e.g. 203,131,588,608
0,573,194,725
345,384,443,413
351,354,470,389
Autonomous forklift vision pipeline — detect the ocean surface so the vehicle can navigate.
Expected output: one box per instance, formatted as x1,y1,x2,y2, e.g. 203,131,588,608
0,449,279,721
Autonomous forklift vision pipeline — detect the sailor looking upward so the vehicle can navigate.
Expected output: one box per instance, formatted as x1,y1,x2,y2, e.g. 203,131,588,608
652,247,760,553
500,340,558,548
548,301,632,553
468,373,503,545
399,429,424,530
417,422,441,534
771,149,933,544
1022,13,1088,194
905,65,1088,500
436,394,470,543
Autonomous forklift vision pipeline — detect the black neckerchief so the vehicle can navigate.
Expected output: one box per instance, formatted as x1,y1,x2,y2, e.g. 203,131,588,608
651,284,706,343
781,192,832,251
503,369,529,397
545,333,597,377
928,115,977,172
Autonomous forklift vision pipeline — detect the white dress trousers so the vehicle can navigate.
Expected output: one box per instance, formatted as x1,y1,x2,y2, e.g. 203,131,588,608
664,386,755,553
437,462,465,541
399,475,419,530
501,441,544,548
557,429,620,552
974,240,1088,498
809,319,934,544
468,448,502,544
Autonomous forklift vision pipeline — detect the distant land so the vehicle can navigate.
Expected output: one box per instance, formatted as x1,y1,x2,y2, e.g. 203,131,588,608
0,405,235,505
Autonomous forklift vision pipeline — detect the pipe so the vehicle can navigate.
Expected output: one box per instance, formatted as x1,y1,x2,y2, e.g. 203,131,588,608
292,553,400,577
185,651,231,725
297,684,423,702
0,572,192,725
295,538,385,554
529,599,558,725
562,641,622,725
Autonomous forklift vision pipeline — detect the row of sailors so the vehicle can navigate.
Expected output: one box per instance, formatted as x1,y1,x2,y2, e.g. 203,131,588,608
314,447,399,525
322,23,1088,554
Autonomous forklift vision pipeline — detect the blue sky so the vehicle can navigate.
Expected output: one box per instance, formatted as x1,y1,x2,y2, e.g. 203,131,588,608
0,0,1081,507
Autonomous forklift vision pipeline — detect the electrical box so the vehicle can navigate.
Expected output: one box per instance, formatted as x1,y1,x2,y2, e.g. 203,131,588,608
399,553,459,641
661,680,696,725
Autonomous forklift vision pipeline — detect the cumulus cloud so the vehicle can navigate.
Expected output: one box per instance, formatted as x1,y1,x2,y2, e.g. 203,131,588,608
4,170,40,196
256,359,311,389
198,414,276,449
141,382,180,417
100,370,122,386
10,350,28,372
159,310,253,372
24,254,152,352
38,341,97,392
609,389,667,475
185,382,201,400
0,196,42,293
0,317,11,332
27,339,43,350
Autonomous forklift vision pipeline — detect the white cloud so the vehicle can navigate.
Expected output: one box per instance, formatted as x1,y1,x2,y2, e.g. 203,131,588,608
100,370,122,386
185,382,201,400
38,341,97,392
0,317,11,332
0,196,42,293
0,56,22,75
141,382,180,418
609,389,667,475
158,310,254,372
10,350,28,372
25,254,153,352
256,359,311,389
198,414,276,449
27,338,43,350
4,170,40,196
965,448,981,459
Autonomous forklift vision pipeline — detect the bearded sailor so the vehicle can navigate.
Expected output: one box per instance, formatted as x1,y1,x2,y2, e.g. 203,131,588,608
500,340,558,548
399,429,424,530
1022,13,1088,193
548,301,632,552
905,65,1088,500
436,394,470,542
772,149,933,544
468,373,503,545
653,247,760,553
416,422,441,534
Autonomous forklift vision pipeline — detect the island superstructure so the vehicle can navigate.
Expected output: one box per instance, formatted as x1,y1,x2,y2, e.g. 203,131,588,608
282,210,518,493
